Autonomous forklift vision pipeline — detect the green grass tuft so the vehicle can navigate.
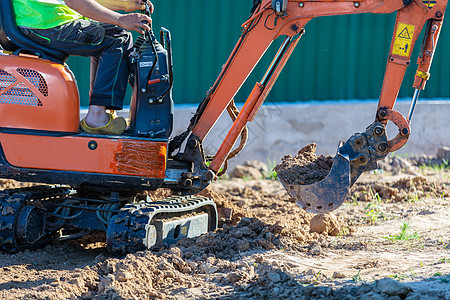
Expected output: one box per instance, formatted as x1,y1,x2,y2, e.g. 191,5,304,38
384,222,420,242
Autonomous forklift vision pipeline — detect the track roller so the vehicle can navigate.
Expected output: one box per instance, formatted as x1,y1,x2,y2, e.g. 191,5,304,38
0,185,71,253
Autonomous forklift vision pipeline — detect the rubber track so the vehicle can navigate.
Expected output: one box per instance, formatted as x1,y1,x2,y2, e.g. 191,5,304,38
108,195,217,254
0,185,71,253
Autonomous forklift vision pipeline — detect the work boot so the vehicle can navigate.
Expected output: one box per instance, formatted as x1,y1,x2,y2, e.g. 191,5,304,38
81,112,127,135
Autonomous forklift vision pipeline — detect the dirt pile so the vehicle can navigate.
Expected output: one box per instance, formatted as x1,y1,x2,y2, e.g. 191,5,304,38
352,175,450,203
198,187,251,226
0,154,449,299
208,179,330,244
378,149,449,175
15,238,427,300
274,143,333,185
10,215,340,299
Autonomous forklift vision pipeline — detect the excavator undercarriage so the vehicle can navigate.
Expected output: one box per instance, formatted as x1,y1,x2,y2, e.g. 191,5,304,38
0,184,217,254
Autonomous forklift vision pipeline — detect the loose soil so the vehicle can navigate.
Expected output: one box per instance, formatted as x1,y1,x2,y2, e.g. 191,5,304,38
274,143,333,185
0,155,449,299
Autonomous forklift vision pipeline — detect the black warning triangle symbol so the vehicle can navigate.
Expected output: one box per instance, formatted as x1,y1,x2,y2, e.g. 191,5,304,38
398,27,411,39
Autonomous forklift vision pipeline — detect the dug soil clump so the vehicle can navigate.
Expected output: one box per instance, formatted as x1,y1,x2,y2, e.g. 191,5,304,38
274,143,333,185
310,213,344,236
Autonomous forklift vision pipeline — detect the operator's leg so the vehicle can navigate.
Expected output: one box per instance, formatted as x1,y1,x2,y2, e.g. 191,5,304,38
86,59,111,128
20,20,133,135
80,23,132,134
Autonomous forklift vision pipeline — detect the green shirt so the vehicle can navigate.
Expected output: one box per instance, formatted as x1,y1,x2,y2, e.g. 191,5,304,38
13,0,83,29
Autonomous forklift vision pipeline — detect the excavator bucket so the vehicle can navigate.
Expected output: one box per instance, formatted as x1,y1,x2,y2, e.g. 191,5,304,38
278,119,393,214
278,149,351,214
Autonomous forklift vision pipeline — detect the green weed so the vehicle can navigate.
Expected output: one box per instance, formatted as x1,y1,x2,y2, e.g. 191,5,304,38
432,159,449,172
262,158,278,180
337,227,350,237
388,268,417,280
350,195,360,206
370,169,384,175
242,176,251,181
407,192,420,204
384,222,420,242
388,274,410,280
364,192,385,223
313,271,321,283
351,270,362,282
419,160,449,174
430,257,450,265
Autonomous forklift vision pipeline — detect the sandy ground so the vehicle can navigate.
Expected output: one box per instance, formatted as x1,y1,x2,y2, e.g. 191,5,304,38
0,156,449,299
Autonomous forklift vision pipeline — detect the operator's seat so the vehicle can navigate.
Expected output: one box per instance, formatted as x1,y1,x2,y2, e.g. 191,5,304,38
0,0,68,64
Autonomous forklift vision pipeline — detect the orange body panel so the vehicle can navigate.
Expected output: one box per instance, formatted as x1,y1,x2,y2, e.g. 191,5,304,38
0,55,80,132
0,133,167,178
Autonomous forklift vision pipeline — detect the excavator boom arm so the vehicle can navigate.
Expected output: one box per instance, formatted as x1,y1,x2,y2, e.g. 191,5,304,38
176,0,446,212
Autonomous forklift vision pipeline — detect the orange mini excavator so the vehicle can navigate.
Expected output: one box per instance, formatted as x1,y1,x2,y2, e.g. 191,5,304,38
0,0,447,254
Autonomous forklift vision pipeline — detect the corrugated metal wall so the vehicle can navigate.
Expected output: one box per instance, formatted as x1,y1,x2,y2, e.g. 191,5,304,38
67,1,450,106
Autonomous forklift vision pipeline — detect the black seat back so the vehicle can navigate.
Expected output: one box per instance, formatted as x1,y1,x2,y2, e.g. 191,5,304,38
0,0,68,63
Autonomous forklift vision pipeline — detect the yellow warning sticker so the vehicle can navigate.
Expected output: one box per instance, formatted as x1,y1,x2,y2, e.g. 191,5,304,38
422,0,437,9
392,23,415,57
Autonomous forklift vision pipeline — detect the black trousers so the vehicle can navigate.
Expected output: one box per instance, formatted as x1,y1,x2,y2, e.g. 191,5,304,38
21,19,133,110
